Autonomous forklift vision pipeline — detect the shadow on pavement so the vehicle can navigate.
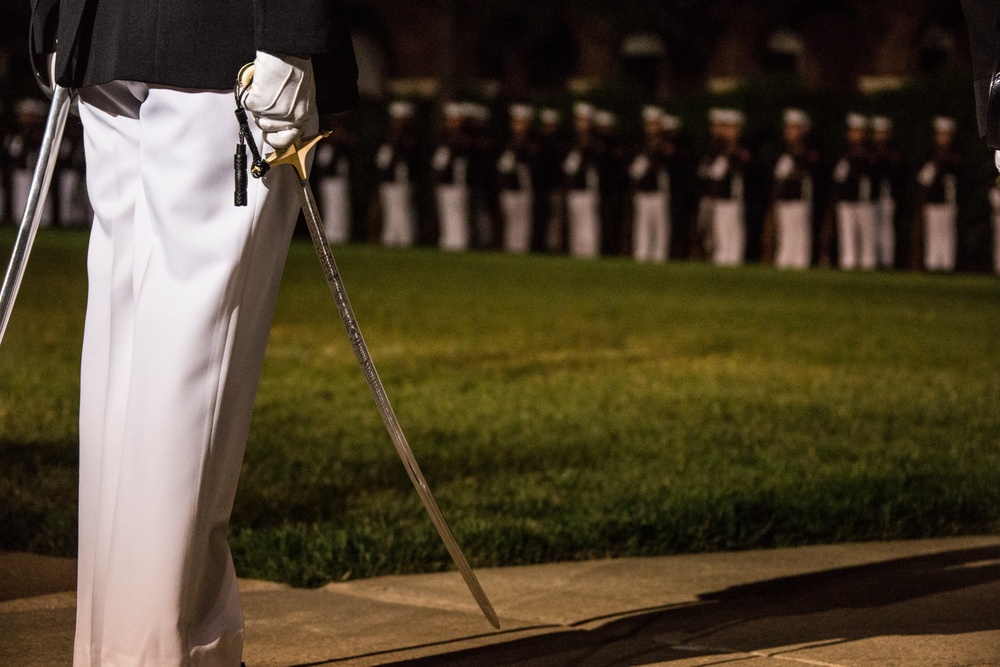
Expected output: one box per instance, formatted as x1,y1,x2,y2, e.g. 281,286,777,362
294,544,1000,666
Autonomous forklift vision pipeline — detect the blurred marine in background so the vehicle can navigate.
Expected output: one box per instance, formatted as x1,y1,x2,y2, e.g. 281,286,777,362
770,108,818,269
916,116,962,272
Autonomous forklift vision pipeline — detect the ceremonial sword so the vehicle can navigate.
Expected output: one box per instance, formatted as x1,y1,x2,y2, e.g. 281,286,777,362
236,67,499,629
0,84,74,346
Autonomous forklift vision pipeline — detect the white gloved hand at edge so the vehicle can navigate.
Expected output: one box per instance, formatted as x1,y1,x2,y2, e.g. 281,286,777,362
243,51,317,151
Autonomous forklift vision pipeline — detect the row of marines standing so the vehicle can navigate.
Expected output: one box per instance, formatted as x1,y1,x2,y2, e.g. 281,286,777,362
309,99,972,272
0,95,979,273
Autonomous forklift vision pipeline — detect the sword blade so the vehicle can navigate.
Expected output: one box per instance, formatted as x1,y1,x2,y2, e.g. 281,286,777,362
291,175,500,629
0,85,73,345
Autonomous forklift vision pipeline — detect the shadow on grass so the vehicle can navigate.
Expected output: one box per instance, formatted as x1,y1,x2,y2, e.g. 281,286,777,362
293,544,1000,666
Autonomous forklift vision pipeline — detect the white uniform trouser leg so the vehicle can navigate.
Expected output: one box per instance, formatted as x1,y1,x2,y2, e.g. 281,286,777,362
924,203,957,272
836,201,876,270
710,199,745,266
379,182,414,247
632,191,669,262
774,200,811,269
74,81,303,667
437,184,470,251
500,190,532,253
318,176,350,244
567,189,600,258
875,197,896,268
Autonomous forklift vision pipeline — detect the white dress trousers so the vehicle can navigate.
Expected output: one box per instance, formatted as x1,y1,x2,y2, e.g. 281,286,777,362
632,191,670,263
836,201,877,270
875,196,896,268
437,184,470,250
500,190,533,253
74,81,304,667
566,189,600,258
923,203,957,272
379,181,415,247
710,199,745,266
774,200,811,269
318,176,350,244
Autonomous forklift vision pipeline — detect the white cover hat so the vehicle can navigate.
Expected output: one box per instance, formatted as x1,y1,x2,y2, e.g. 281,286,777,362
933,116,956,133
642,105,664,123
709,107,745,125
573,101,596,120
594,109,616,128
660,114,682,131
845,112,869,130
509,104,534,121
783,107,810,129
870,115,893,132
388,100,415,119
539,108,562,125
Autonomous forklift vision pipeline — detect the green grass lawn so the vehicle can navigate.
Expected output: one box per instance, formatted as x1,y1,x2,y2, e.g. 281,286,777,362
1,229,999,586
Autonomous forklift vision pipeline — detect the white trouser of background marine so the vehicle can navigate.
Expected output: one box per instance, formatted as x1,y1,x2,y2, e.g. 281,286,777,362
74,81,304,667
380,181,415,247
437,183,470,250
500,189,532,253
710,199,745,266
835,201,877,270
632,191,670,262
874,196,896,268
774,200,811,269
566,189,600,258
923,203,958,272
318,175,350,244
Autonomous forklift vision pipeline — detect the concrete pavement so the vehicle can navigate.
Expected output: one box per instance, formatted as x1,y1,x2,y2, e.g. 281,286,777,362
3,535,1000,666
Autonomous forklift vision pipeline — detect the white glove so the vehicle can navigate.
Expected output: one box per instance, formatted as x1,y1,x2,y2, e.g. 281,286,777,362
243,51,317,151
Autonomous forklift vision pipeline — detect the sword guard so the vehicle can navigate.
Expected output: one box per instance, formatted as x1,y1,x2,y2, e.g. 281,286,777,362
265,132,331,180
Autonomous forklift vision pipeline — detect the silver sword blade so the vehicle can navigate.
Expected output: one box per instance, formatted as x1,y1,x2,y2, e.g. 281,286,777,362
290,173,500,629
0,85,73,345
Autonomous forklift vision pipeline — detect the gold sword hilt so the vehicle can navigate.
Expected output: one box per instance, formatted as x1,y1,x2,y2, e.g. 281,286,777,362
259,132,330,181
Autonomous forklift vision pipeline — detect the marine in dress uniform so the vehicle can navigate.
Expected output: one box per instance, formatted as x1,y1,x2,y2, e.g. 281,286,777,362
869,116,905,269
629,105,671,262
917,116,962,272
434,102,472,251
312,116,354,244
831,113,877,270
697,108,751,266
563,102,602,258
771,108,819,269
376,101,419,247
497,104,537,253
29,0,358,664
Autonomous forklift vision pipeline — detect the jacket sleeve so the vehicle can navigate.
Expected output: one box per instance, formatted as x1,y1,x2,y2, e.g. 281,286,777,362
254,0,358,115
959,0,1000,140
29,0,60,55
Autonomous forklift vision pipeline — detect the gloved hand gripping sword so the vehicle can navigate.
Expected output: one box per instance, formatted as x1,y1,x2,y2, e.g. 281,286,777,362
235,64,499,629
